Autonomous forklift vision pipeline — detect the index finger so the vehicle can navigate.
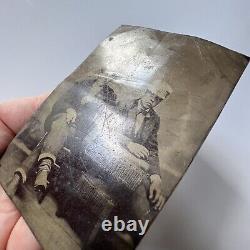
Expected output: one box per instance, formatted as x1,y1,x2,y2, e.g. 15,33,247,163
0,94,48,248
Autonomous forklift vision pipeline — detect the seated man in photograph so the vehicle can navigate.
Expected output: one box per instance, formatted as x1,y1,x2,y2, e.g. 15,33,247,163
33,77,118,193
115,80,172,247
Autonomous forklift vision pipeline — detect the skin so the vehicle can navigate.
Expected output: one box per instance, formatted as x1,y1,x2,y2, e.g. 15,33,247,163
126,90,165,211
0,90,164,250
0,94,48,250
139,90,163,112
127,90,163,160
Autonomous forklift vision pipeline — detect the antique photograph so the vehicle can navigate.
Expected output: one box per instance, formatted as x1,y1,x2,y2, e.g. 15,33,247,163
0,25,248,250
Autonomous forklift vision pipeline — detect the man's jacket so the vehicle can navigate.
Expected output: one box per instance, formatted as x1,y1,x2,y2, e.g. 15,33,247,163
121,99,160,177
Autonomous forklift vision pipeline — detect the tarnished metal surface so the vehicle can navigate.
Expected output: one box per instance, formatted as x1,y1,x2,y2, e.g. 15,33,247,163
0,25,248,249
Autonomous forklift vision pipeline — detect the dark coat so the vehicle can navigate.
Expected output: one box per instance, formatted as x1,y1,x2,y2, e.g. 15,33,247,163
122,100,160,177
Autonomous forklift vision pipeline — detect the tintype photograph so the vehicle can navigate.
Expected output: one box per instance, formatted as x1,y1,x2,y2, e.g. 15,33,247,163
0,25,248,250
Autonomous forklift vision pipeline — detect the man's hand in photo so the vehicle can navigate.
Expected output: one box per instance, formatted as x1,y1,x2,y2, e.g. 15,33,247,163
126,141,149,159
66,108,77,124
149,174,165,211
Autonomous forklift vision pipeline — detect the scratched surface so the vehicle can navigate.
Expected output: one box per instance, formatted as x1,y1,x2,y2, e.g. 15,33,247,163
0,25,248,249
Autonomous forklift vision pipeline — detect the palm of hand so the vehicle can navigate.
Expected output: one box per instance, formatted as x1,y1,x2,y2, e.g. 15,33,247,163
0,95,47,250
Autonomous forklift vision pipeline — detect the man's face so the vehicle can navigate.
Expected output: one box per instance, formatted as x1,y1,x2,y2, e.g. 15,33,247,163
140,90,163,111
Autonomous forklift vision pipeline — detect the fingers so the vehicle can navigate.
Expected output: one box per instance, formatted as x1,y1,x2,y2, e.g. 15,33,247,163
137,145,149,159
0,95,46,250
127,142,149,159
0,94,48,154
139,146,148,157
6,217,41,250
71,113,77,123
66,114,73,124
0,119,15,155
154,195,165,211
134,150,147,159
132,151,141,158
66,108,77,123
0,94,48,134
152,188,161,203
137,151,144,159
149,184,154,200
0,185,20,250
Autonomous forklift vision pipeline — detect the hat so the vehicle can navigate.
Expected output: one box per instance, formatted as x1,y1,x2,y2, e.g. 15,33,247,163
147,80,173,99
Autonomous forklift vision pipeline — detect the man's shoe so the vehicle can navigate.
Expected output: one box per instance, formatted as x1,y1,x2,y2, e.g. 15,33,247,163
34,170,50,192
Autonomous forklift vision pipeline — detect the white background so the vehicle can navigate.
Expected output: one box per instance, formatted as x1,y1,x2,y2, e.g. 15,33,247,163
0,1,249,249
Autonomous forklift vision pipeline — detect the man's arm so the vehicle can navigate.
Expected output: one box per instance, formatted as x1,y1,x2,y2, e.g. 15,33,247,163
146,116,165,210
51,83,82,115
147,117,160,176
44,84,82,131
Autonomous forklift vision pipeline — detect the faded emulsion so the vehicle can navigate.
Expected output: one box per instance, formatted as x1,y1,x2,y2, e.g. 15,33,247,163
0,25,248,250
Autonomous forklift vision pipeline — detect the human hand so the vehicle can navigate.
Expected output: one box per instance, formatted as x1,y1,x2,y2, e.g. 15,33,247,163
149,174,165,210
0,94,48,250
66,108,77,124
126,141,149,159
